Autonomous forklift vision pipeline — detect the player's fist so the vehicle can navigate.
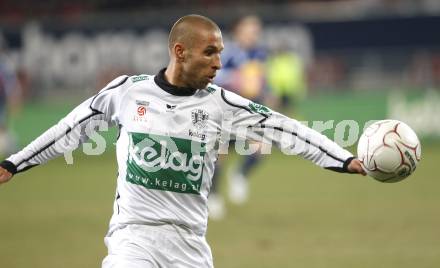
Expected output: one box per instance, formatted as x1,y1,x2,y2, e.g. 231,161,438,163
347,158,367,176
0,167,13,185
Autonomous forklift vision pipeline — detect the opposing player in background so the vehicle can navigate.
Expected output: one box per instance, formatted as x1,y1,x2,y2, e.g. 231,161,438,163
267,44,308,115
209,15,270,219
0,15,365,268
0,34,21,157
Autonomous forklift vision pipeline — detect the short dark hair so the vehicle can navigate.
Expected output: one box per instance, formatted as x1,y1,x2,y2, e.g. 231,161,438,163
168,14,221,50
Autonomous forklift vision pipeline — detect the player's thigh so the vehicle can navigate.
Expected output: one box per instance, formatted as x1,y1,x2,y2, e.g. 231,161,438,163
102,255,155,268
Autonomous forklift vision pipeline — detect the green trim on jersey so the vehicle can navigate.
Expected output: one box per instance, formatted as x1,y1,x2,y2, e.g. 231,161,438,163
126,132,206,195
131,75,149,83
206,86,217,94
249,102,272,116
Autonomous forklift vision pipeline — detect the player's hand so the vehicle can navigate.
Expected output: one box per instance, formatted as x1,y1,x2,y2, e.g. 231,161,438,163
0,167,13,185
347,158,367,176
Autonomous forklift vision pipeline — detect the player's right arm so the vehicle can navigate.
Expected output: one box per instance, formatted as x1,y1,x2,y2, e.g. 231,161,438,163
0,75,130,184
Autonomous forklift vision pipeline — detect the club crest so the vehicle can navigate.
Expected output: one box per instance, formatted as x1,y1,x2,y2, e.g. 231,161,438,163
191,109,209,129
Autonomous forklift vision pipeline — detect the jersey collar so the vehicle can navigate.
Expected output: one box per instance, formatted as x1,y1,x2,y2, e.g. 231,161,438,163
154,68,197,96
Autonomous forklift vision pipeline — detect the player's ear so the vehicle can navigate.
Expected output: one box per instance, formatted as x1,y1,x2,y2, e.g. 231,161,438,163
174,43,186,62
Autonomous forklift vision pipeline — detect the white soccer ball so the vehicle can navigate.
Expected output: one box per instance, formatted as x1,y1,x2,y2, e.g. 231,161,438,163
357,120,421,183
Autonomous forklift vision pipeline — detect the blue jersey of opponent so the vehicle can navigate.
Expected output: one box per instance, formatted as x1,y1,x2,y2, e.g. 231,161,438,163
214,42,268,102
0,56,19,125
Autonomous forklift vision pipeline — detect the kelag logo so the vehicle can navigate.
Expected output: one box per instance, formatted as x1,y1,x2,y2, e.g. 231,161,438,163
126,132,206,194
249,102,272,116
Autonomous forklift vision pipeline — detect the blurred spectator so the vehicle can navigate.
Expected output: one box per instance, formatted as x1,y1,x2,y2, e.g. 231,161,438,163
409,51,440,88
309,55,346,91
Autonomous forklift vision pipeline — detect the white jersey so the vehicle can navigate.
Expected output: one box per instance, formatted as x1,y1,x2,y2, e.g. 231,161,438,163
3,69,353,236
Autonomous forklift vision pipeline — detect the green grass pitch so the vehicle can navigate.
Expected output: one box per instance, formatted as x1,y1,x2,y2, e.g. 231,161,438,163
0,144,439,268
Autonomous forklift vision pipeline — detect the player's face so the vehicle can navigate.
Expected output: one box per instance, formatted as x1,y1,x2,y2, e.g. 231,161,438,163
183,29,223,89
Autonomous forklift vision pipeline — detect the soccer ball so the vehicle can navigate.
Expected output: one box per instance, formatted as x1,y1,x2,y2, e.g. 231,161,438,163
357,120,421,183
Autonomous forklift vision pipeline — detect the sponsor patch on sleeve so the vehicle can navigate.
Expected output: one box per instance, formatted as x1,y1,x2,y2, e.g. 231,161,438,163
248,102,272,116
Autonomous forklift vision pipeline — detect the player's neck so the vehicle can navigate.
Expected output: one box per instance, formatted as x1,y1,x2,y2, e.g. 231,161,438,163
156,67,197,96
164,64,187,88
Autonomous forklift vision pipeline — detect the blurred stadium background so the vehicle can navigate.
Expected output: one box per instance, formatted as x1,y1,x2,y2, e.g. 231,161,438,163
0,0,439,267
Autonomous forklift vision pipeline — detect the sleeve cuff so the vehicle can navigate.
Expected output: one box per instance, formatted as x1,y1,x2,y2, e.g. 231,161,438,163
0,160,18,174
342,157,356,173
325,156,355,173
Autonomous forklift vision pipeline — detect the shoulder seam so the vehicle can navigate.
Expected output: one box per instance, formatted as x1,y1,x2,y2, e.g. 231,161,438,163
220,88,253,114
220,89,270,121
89,75,129,113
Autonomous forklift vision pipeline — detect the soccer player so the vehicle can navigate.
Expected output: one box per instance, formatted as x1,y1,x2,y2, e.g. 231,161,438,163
0,15,365,268
209,15,269,219
0,35,20,157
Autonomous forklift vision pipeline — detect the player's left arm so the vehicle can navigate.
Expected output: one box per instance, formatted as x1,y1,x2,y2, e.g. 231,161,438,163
220,88,365,175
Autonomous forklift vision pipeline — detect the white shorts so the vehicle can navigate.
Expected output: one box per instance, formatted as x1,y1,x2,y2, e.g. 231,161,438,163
102,224,213,268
